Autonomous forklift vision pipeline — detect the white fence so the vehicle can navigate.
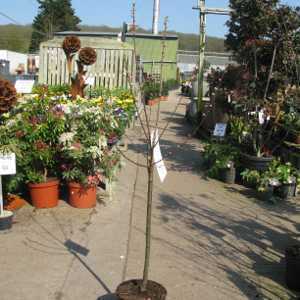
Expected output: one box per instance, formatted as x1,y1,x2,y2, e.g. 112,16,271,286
39,46,136,89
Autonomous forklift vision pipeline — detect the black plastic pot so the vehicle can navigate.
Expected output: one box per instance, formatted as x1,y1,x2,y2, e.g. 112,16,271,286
286,245,300,291
274,184,293,200
0,210,13,231
220,167,236,184
240,153,273,171
259,185,274,202
116,279,167,300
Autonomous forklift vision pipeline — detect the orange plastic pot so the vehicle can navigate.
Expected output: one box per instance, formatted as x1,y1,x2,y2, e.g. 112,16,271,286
28,179,59,209
68,182,97,209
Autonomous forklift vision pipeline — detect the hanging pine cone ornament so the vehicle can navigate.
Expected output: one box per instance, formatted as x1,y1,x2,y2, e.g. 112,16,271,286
79,47,97,66
62,36,81,55
0,78,17,115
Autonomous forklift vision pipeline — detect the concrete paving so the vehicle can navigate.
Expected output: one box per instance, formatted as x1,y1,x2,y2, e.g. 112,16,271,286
0,90,300,300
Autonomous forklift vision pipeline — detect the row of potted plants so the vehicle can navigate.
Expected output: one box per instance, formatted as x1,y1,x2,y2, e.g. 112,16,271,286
203,139,300,203
142,79,179,105
0,86,134,209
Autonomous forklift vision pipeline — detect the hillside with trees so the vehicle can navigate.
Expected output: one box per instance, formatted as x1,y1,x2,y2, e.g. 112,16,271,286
0,24,225,53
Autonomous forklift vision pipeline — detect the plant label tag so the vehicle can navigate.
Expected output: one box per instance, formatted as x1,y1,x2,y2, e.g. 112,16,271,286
213,123,227,137
15,80,35,94
85,76,95,86
0,153,16,175
151,130,167,183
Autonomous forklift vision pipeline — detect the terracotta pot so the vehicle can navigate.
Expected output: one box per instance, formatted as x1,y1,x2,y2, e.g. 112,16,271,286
68,182,96,209
28,179,59,209
160,96,168,101
4,195,27,211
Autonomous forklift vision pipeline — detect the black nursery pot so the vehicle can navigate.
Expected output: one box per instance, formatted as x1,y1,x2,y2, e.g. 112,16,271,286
0,211,14,231
286,245,300,291
116,279,167,300
240,153,273,171
220,167,236,184
274,184,293,200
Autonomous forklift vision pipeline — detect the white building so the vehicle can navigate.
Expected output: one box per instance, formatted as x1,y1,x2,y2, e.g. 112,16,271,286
0,50,28,74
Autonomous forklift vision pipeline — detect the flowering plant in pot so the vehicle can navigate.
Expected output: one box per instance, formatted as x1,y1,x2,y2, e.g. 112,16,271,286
264,160,298,200
2,96,65,208
58,101,108,208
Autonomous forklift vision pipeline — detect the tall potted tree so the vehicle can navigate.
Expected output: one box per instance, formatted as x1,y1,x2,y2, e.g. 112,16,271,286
115,10,172,300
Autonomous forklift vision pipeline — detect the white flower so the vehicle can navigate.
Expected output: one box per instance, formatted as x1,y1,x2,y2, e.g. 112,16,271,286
59,132,75,144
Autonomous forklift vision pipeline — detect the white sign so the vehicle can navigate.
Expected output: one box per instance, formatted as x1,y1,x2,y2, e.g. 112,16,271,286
15,80,35,94
85,76,95,86
0,153,16,175
213,123,227,137
151,130,167,183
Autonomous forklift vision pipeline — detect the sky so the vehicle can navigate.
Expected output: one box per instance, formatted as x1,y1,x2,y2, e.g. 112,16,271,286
0,0,299,38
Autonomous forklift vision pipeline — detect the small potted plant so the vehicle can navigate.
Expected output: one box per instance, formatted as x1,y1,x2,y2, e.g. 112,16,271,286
203,143,238,184
142,80,160,106
271,162,296,200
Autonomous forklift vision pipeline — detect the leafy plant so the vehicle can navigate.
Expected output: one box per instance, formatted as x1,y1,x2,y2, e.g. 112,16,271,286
203,143,238,178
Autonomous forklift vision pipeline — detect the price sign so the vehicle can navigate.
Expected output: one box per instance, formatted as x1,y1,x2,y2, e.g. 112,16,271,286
213,123,227,137
0,153,16,175
15,80,35,94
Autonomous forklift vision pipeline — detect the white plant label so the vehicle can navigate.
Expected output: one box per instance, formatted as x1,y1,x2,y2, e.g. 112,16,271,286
213,123,227,137
151,130,167,183
15,80,35,94
0,153,16,175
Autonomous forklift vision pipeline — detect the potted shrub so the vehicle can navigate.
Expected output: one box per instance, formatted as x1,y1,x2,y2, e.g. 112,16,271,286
58,101,109,208
142,80,160,106
4,97,65,208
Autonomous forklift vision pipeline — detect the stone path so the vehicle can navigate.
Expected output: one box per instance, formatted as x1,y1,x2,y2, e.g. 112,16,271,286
0,90,299,300
121,90,300,300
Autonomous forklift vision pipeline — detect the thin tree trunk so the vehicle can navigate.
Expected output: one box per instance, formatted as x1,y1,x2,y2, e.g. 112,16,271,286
264,46,277,100
141,151,154,292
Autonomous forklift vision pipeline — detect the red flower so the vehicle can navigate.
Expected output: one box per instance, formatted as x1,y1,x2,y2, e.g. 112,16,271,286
15,130,25,138
29,116,39,125
35,140,48,150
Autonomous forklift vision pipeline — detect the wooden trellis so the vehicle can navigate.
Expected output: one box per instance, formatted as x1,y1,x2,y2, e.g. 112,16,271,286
39,40,136,89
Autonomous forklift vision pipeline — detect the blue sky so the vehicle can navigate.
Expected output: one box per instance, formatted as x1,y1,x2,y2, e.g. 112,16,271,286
0,0,299,37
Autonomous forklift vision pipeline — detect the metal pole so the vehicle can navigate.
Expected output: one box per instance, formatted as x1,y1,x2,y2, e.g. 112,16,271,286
198,0,206,112
152,0,160,35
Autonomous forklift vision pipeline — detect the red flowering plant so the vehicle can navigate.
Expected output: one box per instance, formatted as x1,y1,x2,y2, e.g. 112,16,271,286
1,96,65,185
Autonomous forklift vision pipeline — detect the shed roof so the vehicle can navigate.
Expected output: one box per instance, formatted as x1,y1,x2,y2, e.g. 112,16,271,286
55,31,178,41
40,36,133,50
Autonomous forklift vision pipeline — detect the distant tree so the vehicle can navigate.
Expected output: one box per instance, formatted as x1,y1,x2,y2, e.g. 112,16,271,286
29,0,81,53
